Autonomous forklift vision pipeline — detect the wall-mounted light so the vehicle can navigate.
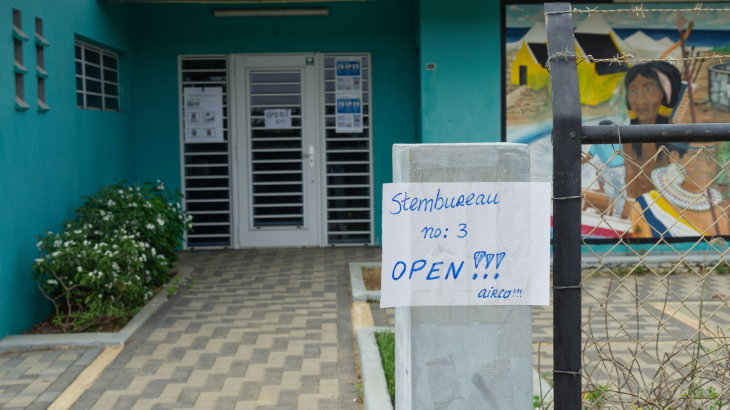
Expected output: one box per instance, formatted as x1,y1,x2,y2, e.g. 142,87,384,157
213,8,329,17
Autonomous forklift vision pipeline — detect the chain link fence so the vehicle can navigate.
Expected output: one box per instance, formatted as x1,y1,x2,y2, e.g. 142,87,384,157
536,144,730,409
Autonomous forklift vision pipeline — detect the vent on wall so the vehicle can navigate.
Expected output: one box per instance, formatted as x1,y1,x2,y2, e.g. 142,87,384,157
179,56,232,249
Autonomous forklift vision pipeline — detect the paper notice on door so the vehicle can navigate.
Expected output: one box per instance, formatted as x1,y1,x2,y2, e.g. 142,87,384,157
380,182,551,308
264,109,292,129
184,87,224,142
335,94,363,134
335,57,362,92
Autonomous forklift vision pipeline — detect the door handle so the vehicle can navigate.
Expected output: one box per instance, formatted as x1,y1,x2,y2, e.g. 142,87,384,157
302,145,315,168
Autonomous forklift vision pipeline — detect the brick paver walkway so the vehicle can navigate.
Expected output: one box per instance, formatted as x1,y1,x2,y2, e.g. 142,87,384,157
0,349,101,409
69,247,378,410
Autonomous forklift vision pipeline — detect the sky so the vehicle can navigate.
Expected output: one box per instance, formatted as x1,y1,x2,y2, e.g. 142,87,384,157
506,3,730,30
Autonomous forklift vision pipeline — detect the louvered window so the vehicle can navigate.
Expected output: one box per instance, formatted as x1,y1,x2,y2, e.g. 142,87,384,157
323,55,373,245
180,56,232,248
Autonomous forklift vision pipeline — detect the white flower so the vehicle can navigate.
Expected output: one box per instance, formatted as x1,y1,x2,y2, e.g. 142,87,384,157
88,272,94,277
103,216,111,221
112,262,120,271
83,240,90,246
47,279,58,285
36,241,43,248
128,187,133,192
51,251,60,257
118,190,124,194
129,202,138,208
146,223,155,230
107,199,116,207
156,218,165,227
34,258,44,263
74,230,81,234
144,202,153,209
151,248,157,256
54,240,63,247
77,266,83,273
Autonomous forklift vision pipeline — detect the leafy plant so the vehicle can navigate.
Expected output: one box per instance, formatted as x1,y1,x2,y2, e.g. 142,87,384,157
32,180,192,332
167,277,182,298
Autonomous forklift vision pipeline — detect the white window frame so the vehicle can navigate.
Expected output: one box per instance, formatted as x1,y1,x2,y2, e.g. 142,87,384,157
75,41,120,111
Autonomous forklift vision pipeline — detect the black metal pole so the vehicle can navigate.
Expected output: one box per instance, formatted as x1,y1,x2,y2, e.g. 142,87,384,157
583,123,730,144
546,3,583,409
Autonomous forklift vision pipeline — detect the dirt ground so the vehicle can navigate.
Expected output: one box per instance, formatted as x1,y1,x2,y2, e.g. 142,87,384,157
361,266,381,291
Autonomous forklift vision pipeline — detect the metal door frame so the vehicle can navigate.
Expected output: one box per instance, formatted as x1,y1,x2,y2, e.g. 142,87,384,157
230,53,323,248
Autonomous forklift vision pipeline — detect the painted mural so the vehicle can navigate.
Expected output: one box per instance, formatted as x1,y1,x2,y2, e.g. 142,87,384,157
505,3,730,239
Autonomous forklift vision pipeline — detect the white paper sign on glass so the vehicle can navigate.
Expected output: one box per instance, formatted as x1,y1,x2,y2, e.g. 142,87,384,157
264,109,292,129
381,182,551,308
183,87,224,142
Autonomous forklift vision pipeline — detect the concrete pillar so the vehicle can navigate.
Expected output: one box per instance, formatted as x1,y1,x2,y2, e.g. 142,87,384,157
393,143,532,410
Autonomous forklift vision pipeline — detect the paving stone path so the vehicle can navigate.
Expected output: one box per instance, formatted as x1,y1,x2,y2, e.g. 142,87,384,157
0,349,101,409
64,247,378,410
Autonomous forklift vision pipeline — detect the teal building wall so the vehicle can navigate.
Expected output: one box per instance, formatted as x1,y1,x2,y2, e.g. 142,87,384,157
0,2,137,338
128,1,419,245
417,0,502,144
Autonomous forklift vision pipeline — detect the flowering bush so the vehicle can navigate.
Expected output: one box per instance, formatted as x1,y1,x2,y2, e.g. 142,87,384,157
32,180,192,332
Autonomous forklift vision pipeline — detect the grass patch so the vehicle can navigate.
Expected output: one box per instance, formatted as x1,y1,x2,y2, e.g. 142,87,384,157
375,330,395,405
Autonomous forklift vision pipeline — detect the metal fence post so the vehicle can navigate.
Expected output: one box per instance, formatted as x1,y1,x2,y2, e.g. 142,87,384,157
545,3,583,409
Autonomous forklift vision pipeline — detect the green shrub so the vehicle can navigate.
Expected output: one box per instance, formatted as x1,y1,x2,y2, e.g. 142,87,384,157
32,180,192,332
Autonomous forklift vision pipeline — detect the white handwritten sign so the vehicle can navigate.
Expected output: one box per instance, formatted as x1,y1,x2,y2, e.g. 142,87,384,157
381,182,551,307
264,109,292,129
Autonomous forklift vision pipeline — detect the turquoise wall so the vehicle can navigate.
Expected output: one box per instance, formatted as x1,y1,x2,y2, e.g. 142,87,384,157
0,1,136,338
128,1,419,244
417,0,501,144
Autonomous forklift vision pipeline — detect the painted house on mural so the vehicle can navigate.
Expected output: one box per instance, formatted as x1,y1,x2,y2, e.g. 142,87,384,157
511,22,550,90
510,14,628,106
1,0,500,338
574,14,629,106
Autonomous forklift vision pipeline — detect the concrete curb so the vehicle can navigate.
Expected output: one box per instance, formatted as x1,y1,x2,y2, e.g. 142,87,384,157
356,326,394,410
0,265,194,353
349,262,382,302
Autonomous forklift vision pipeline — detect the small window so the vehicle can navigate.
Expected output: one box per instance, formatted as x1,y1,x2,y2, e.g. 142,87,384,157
75,41,120,111
13,9,29,111
36,17,48,111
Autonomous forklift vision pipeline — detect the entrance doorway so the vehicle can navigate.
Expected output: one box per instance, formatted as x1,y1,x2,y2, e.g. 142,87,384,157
179,53,373,250
233,55,322,247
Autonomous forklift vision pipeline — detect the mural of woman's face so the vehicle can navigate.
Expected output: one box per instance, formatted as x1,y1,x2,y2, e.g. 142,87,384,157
627,74,665,124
